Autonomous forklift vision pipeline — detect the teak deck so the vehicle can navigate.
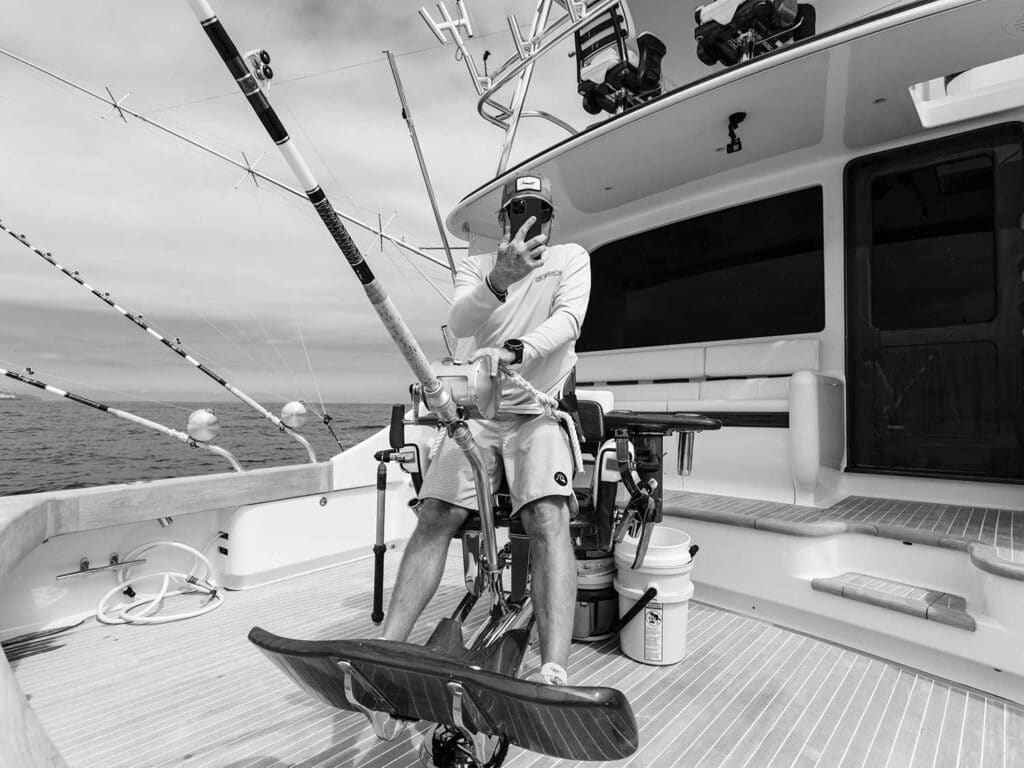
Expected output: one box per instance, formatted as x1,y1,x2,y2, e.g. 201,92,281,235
10,550,1024,768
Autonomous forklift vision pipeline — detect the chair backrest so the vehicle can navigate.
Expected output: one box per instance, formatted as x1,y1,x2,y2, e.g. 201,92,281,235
577,398,606,452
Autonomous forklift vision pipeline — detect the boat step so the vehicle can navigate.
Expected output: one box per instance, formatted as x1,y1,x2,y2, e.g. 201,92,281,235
810,572,976,631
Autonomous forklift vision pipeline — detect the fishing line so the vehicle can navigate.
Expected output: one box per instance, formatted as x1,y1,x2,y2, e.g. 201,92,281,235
279,98,362,226
144,26,518,115
293,321,355,450
199,315,309,409
0,362,192,414
252,314,324,417
386,238,453,306
294,323,327,417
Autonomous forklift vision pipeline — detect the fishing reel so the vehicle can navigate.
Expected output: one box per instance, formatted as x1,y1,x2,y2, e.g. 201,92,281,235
694,0,816,68
243,48,274,91
419,357,501,421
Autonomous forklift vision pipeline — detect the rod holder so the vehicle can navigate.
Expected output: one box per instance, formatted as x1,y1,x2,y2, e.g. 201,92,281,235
56,554,147,581
677,431,695,476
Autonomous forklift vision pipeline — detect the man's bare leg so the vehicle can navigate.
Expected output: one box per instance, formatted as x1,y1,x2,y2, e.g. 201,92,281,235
382,498,469,642
519,495,576,671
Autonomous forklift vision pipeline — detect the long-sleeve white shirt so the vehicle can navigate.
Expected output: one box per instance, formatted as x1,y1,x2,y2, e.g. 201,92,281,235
449,243,591,414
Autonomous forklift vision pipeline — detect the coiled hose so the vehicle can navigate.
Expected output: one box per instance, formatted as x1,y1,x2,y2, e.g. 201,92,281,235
96,539,223,625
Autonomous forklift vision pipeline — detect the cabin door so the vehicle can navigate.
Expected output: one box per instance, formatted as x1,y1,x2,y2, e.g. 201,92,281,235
845,123,1024,482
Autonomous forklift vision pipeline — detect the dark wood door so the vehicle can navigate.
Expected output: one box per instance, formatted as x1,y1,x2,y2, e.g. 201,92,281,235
845,123,1024,482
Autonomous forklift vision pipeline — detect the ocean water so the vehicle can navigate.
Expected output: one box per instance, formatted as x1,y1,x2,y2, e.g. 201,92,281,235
0,400,389,497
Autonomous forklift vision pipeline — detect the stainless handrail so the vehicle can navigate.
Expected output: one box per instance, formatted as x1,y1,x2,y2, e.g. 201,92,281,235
477,0,622,132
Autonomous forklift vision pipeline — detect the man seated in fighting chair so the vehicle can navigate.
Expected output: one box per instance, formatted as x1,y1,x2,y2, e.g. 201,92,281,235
381,173,590,688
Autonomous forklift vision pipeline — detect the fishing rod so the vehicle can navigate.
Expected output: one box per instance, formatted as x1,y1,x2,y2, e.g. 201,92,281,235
187,0,507,608
0,367,244,472
0,45,453,274
0,219,318,463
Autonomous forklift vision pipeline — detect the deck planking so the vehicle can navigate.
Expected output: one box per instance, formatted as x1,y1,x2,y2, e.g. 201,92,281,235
10,549,1024,768
664,492,1024,577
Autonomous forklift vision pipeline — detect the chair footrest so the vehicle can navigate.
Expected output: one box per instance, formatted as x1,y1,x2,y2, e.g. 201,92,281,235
810,572,975,631
248,627,639,760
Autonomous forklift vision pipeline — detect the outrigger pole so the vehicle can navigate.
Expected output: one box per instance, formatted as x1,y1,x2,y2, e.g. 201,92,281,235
0,219,317,464
0,367,244,472
0,45,453,274
186,0,507,608
383,50,457,283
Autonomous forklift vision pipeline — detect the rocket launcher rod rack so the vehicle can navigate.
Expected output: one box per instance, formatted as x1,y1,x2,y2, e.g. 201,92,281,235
0,218,316,464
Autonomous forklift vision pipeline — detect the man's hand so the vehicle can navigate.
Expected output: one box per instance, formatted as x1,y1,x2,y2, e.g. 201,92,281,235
488,216,548,292
472,346,516,376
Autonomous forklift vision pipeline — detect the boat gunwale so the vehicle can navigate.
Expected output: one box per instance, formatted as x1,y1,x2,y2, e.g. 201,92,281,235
0,461,333,768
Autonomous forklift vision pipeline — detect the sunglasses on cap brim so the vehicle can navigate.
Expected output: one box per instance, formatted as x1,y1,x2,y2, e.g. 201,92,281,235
503,197,554,222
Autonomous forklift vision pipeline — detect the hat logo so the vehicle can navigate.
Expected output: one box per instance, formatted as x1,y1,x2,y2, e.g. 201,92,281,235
516,176,542,193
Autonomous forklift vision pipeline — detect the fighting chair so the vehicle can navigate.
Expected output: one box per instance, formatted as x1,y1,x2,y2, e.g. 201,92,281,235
248,391,719,766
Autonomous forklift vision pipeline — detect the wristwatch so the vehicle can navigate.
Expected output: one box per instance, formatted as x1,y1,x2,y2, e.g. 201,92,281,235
503,338,525,365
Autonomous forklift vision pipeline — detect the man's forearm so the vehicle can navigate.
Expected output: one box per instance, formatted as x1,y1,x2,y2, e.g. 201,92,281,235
519,311,582,363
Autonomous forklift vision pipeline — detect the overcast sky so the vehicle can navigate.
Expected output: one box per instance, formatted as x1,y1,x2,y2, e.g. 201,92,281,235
0,0,598,405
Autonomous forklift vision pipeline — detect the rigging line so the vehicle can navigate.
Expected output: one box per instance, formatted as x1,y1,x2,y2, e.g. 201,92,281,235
144,26,519,115
0,45,451,274
0,357,191,413
387,237,453,306
294,321,354,450
252,314,324,417
0,218,317,463
226,316,315,408
200,315,311,409
279,98,361,225
295,323,326,416
0,365,244,472
10,365,193,413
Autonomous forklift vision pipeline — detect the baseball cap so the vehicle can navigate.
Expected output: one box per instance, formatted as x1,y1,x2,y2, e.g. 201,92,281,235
500,173,553,209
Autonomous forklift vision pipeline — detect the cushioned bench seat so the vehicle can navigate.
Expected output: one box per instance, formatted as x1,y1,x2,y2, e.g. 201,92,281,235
663,490,1024,580
577,339,843,505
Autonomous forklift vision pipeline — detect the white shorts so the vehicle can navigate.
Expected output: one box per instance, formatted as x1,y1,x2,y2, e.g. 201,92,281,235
419,413,575,515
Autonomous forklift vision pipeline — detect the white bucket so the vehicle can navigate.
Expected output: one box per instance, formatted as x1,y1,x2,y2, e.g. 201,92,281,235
614,527,694,665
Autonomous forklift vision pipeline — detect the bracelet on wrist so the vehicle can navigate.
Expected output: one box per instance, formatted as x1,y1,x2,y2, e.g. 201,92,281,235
485,276,508,303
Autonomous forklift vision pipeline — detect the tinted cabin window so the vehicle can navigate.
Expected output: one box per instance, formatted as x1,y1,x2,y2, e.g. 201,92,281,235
869,156,996,330
579,187,825,352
